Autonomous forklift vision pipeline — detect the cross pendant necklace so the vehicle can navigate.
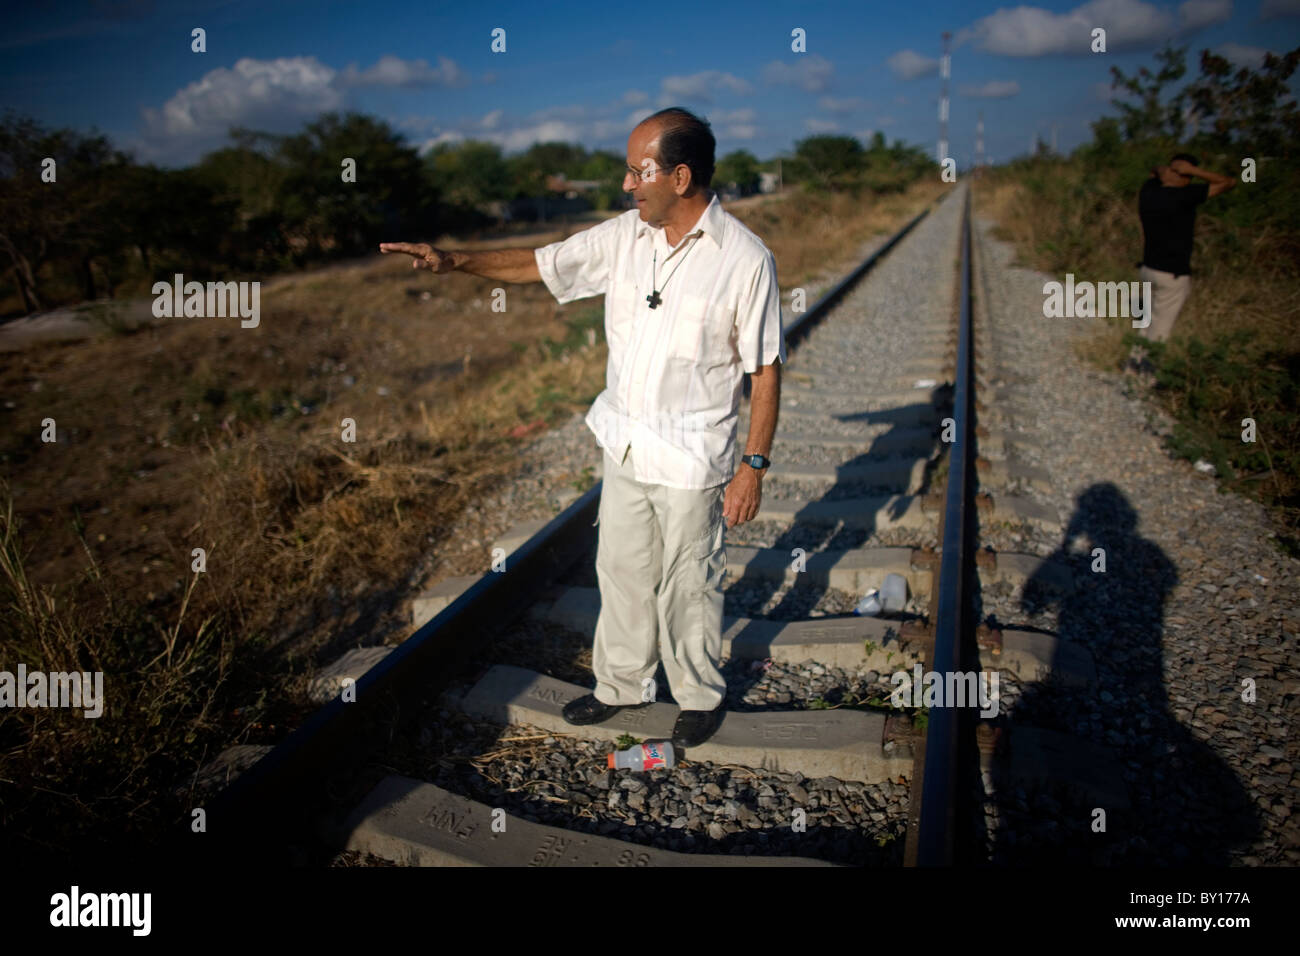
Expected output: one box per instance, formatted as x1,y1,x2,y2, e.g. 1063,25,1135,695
647,233,699,309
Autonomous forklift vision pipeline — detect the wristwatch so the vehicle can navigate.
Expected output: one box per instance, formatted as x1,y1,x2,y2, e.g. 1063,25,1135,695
742,453,771,471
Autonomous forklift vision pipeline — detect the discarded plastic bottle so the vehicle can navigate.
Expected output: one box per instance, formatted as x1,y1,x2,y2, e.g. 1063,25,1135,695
607,740,675,771
879,573,908,611
854,573,909,616
853,589,883,616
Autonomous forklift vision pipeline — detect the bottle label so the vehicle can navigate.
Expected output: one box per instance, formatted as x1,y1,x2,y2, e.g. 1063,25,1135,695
641,742,666,770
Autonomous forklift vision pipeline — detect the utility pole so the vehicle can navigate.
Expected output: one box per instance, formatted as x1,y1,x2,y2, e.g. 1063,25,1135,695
975,110,984,171
938,31,950,164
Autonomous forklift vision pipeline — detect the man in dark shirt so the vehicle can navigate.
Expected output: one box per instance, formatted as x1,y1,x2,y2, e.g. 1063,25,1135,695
1136,152,1235,343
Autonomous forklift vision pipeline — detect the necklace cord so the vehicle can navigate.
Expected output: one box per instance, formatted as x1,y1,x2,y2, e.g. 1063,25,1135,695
651,233,701,299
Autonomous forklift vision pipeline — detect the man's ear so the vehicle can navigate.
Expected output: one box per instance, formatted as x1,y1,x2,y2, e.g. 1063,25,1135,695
675,167,693,196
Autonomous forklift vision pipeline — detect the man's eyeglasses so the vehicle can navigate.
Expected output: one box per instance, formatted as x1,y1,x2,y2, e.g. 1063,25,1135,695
625,162,681,184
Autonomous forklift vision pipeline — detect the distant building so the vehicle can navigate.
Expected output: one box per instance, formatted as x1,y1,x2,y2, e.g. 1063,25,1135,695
486,173,602,222
544,174,605,199
506,194,592,222
759,172,779,194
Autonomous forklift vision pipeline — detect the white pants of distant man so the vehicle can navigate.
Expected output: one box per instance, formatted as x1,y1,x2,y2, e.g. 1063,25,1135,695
1138,265,1191,343
592,443,727,712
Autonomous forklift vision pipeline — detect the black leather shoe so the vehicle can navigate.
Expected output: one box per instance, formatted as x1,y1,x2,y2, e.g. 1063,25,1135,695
562,694,651,726
671,705,726,748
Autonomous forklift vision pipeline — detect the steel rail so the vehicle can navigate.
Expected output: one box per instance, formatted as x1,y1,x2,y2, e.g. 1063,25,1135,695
912,184,975,866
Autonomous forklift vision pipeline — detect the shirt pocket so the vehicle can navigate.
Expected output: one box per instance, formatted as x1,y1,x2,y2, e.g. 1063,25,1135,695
669,292,735,367
606,279,639,355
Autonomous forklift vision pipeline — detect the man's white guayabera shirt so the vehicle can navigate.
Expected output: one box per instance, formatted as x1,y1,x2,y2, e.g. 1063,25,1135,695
534,192,787,490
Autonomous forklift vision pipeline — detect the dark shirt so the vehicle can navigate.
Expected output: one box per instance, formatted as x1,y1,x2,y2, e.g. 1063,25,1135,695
1139,178,1209,276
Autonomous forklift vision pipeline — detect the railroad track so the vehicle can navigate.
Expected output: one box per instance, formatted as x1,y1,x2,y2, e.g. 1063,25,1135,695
189,182,1098,868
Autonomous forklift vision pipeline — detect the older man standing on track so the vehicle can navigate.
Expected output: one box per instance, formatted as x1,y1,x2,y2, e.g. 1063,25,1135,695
381,106,785,749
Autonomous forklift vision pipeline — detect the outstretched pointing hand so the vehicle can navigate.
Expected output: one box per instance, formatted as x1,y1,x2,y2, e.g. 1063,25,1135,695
379,242,457,273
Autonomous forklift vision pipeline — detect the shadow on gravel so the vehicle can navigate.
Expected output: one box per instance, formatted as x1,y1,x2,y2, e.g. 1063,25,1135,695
988,482,1259,864
728,402,944,623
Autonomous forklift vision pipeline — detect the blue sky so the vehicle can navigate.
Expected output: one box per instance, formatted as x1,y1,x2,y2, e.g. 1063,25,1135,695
4,0,1299,171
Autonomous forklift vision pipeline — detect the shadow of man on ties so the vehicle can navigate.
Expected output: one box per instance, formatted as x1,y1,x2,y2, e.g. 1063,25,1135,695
991,482,1258,864
720,399,944,709
737,393,945,624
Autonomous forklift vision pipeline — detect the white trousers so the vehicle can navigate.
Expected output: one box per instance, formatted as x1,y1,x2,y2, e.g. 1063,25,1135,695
592,443,728,711
1138,265,1191,343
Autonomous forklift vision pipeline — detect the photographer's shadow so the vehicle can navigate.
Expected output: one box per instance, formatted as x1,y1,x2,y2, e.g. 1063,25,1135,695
990,482,1258,864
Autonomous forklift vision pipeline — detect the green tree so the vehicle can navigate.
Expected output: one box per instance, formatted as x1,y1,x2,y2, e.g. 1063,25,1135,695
714,149,761,195
272,111,433,260
426,139,510,208
789,134,864,192
0,112,135,311
860,135,933,192
1084,115,1124,161
1184,46,1300,158
1108,45,1192,141
194,129,290,225
506,141,590,197
576,150,627,210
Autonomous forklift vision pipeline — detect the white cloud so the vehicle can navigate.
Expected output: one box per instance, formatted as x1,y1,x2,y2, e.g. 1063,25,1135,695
420,102,648,157
1260,0,1300,17
761,54,834,92
711,108,757,124
958,80,1021,98
591,118,632,141
718,124,758,140
818,96,866,113
694,110,758,141
805,117,840,133
397,114,440,134
140,56,343,141
887,49,938,80
622,89,649,105
131,53,477,163
493,120,585,152
415,130,465,152
337,54,469,89
658,70,753,104
876,116,897,127
1217,42,1274,67
1179,0,1232,30
957,0,1179,56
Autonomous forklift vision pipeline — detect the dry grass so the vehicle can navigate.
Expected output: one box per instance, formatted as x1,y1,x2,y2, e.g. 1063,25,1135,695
0,177,944,852
742,181,950,290
976,172,1138,369
973,164,1300,541
974,167,1300,356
